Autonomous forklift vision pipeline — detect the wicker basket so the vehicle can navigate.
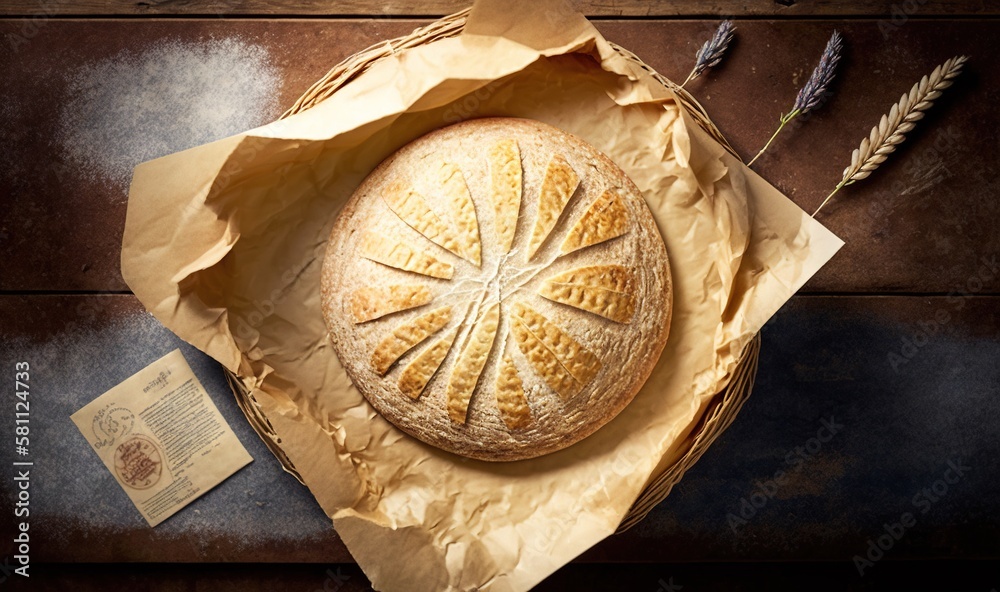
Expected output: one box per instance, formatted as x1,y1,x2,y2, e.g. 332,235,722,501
225,7,762,533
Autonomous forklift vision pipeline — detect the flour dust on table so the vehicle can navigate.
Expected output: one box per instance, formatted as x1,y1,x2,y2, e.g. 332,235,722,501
56,37,282,192
0,308,330,546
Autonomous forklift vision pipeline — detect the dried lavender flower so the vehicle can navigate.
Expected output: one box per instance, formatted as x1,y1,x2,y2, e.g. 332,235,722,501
748,30,844,166
794,30,844,113
682,20,735,87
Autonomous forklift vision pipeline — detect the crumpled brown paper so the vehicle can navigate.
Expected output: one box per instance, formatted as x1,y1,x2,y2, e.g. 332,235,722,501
122,1,843,589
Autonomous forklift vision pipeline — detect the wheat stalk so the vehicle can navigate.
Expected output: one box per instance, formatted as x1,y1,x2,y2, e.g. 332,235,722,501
812,55,968,216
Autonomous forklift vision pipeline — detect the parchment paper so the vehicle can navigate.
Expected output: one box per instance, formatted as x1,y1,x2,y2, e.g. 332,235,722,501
122,1,843,589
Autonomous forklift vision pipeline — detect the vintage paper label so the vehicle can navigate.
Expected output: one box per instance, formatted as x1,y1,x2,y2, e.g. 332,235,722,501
71,349,252,526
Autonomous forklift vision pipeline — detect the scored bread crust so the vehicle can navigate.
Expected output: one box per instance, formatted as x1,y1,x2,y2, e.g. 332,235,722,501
321,117,672,462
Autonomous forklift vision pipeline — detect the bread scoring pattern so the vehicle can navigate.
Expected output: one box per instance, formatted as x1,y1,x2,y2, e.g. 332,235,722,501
350,140,636,430
322,118,673,461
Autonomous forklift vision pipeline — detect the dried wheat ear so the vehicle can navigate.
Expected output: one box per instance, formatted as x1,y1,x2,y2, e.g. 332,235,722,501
814,55,968,216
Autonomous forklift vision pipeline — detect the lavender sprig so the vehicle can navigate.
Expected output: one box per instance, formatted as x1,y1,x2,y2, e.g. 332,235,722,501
748,31,844,166
682,20,735,87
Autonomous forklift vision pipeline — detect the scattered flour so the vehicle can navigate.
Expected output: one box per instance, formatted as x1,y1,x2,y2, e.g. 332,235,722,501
1,308,331,553
57,37,282,188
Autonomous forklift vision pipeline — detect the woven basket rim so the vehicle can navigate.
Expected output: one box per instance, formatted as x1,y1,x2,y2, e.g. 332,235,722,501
279,7,740,159
228,6,760,531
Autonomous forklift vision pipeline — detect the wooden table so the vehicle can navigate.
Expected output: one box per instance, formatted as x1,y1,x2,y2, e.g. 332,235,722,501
1,2,998,590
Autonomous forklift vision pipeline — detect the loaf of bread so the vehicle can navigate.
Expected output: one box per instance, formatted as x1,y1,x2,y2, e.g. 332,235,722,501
321,117,671,461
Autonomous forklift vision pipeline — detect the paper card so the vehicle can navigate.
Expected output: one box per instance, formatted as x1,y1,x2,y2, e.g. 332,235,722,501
71,349,252,526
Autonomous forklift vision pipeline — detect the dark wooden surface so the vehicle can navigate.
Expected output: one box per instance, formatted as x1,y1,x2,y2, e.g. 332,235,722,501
2,294,998,567
1,7,998,592
2,0,1000,17
2,20,998,293
18,561,1000,591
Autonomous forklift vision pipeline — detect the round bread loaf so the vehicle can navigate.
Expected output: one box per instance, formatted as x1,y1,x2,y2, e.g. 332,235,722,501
321,117,671,461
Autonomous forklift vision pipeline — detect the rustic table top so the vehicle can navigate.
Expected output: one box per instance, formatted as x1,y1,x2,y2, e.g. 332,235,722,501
1,2,998,590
